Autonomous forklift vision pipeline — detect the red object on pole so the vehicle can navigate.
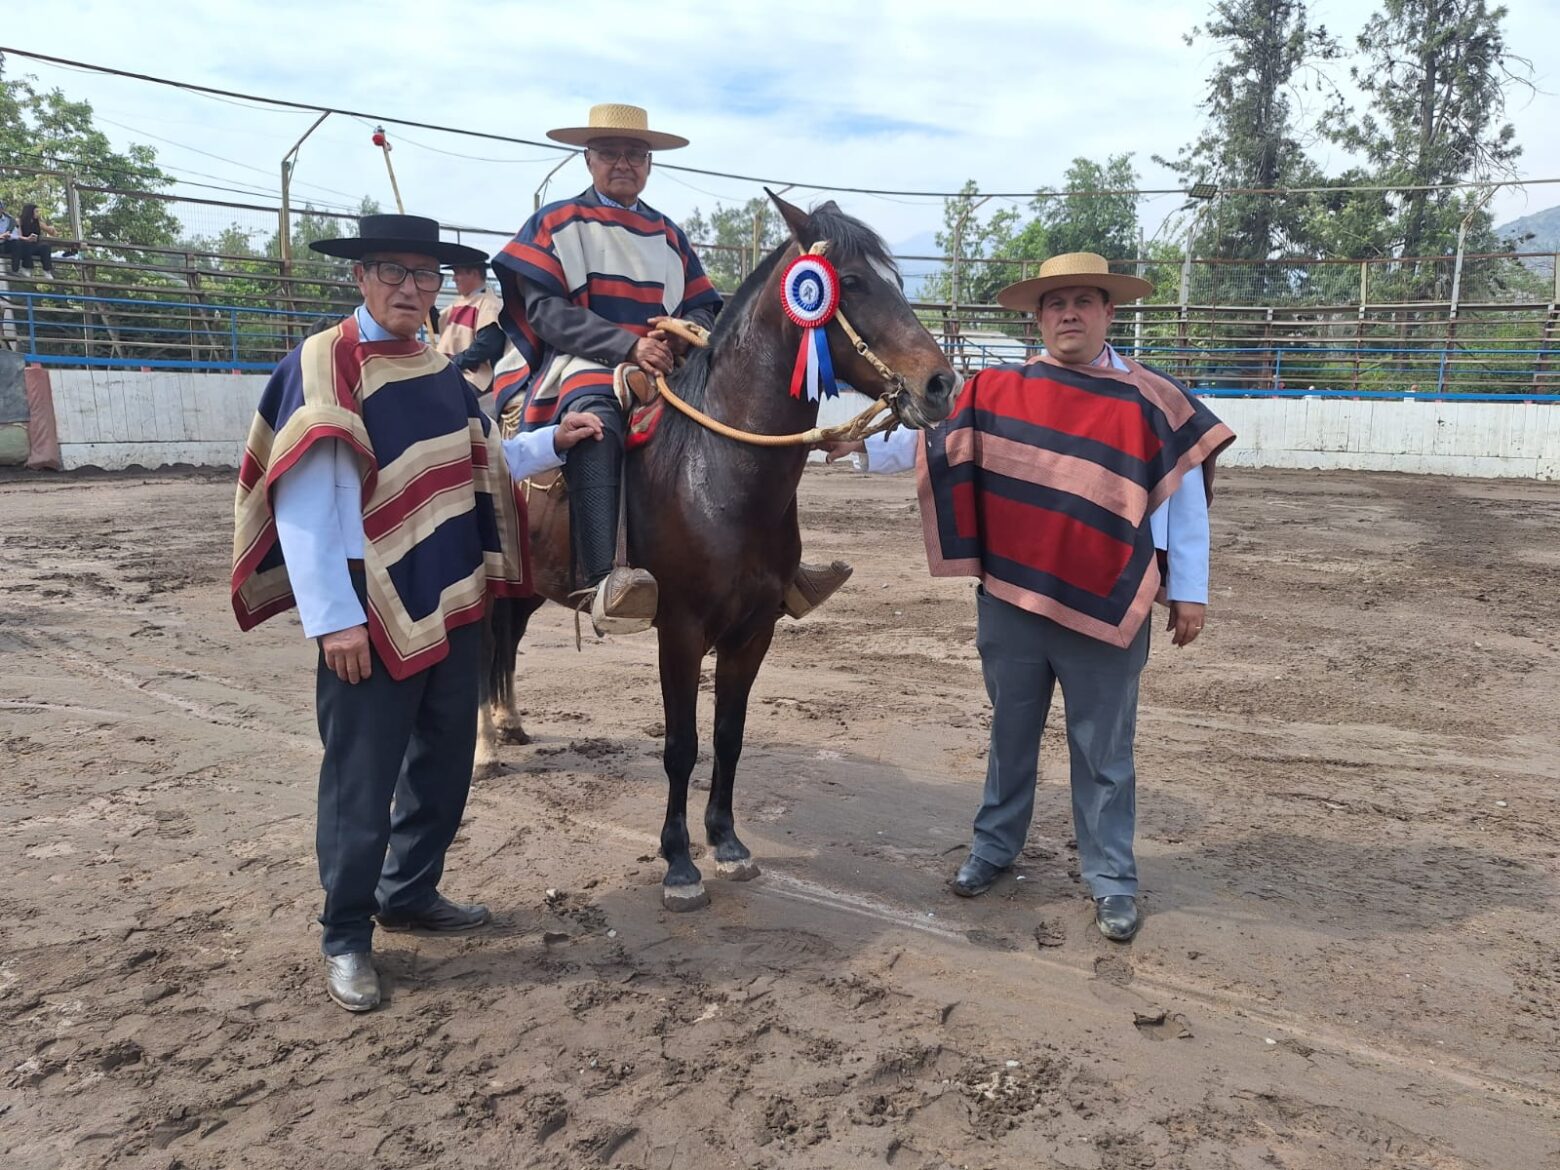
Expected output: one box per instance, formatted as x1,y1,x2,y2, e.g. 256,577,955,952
371,126,387,148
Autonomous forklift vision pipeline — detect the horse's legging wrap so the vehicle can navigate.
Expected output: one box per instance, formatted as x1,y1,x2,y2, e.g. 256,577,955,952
561,393,627,588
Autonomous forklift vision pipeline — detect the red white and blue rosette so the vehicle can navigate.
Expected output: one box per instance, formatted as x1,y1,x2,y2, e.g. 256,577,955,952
780,253,841,401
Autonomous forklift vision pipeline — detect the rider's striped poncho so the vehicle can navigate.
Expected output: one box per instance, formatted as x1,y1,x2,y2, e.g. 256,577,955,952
917,356,1234,648
491,187,721,430
231,315,531,679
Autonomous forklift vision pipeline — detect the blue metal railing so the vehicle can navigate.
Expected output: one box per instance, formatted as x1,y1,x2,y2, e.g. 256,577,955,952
5,288,344,372
944,337,1560,402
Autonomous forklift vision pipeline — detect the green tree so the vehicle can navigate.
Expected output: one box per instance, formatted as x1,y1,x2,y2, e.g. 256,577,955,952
0,57,178,246
1155,0,1336,264
921,180,1025,305
684,196,788,292
1039,154,1142,260
1323,0,1527,264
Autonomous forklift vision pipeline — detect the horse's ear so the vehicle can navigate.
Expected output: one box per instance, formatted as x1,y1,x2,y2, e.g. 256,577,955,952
766,187,813,246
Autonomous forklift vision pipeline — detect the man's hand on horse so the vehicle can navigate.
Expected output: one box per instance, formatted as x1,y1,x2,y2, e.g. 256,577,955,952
321,624,373,684
632,335,675,376
814,439,866,463
553,410,605,452
648,325,690,359
1168,601,1207,648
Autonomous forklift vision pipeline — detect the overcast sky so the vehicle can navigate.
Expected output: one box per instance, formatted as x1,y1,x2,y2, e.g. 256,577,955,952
5,0,1557,255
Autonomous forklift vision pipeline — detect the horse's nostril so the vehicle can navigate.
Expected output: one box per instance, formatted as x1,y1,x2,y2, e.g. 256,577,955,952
927,371,956,402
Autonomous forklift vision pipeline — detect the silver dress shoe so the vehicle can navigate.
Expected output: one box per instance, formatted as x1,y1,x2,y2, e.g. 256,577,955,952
324,951,381,1012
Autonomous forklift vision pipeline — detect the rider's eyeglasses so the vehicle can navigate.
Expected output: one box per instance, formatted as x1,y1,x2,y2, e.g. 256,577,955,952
363,260,443,292
589,148,651,167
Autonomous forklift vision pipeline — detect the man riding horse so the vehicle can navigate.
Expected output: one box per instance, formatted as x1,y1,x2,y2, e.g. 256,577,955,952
491,103,852,635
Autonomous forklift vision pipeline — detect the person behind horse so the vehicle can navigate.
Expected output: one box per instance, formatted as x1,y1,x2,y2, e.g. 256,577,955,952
436,259,510,399
822,253,1234,942
491,103,853,635
230,214,603,1012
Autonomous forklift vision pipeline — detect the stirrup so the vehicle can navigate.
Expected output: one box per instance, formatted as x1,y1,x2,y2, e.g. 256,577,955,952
783,560,853,619
579,567,658,636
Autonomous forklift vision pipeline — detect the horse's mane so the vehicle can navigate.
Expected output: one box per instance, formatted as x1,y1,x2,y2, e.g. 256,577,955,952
650,203,898,467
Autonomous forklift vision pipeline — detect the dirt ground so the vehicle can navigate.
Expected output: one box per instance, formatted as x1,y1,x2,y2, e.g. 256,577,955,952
1,462,1557,1170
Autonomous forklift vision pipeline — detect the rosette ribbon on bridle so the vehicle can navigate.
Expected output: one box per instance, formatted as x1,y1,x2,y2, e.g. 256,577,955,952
779,248,841,402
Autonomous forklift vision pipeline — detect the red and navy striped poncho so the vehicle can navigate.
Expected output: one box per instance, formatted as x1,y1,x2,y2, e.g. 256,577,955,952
491,188,721,429
916,354,1235,647
231,315,531,679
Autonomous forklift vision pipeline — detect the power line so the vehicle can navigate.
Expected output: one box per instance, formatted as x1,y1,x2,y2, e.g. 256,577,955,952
6,44,1556,202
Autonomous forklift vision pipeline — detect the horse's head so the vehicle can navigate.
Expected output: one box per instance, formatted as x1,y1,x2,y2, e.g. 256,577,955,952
768,191,959,430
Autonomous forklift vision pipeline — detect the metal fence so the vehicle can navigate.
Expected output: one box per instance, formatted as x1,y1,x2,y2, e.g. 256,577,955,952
2,166,1557,394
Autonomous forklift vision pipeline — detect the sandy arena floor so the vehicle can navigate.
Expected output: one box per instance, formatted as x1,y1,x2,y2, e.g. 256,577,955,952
1,464,1557,1170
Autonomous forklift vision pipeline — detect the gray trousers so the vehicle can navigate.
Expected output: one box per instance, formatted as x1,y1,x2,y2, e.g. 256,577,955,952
971,587,1151,899
314,582,480,956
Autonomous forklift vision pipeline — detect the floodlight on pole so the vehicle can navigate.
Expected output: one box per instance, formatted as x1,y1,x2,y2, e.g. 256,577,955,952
1188,182,1219,200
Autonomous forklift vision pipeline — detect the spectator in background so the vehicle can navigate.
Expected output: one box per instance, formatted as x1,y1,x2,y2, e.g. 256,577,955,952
435,261,509,398
0,200,18,261
9,204,57,275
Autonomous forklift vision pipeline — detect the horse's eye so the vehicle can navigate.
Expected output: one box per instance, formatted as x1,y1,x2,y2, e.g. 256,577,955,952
840,273,864,293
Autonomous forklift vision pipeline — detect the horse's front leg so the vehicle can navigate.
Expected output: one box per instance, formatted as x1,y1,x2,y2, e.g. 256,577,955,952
707,619,776,881
658,615,708,911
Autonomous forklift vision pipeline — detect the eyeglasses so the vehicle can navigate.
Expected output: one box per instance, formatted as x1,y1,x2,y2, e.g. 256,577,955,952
588,148,650,167
363,260,443,292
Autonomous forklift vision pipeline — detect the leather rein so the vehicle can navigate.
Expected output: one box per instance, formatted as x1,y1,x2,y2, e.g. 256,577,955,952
652,240,911,448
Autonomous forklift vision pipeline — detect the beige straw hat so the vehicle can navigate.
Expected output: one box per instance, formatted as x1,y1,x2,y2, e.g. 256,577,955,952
996,252,1154,311
546,103,689,152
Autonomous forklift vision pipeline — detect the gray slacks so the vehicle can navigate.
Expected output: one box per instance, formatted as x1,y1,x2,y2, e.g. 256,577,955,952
313,580,481,956
971,587,1151,899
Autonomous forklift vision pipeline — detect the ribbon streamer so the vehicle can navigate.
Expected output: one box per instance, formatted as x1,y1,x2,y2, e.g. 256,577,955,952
780,252,841,402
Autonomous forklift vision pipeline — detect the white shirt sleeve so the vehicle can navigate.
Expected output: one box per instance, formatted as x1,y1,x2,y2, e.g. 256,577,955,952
1149,465,1210,604
857,427,919,475
272,440,368,638
501,425,566,481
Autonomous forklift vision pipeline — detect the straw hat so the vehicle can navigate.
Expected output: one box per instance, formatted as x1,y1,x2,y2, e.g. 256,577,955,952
546,103,688,151
995,252,1153,311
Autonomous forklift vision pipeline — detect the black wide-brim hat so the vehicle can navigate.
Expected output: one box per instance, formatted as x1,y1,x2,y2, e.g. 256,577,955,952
309,213,488,266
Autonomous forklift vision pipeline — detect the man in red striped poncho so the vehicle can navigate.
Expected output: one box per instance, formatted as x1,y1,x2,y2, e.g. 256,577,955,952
824,253,1235,943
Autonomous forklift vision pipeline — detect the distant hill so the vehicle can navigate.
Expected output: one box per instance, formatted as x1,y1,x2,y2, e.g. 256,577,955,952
1496,204,1560,253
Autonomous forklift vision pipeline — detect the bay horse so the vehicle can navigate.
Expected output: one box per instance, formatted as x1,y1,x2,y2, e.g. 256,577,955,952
486,192,958,910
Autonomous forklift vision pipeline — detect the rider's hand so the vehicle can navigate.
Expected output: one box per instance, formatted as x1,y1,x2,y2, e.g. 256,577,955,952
321,624,373,684
553,411,605,452
632,335,675,376
649,326,690,358
815,439,867,463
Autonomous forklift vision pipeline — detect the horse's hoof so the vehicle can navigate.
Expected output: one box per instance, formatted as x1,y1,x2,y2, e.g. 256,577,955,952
498,725,532,746
715,858,761,882
662,882,709,912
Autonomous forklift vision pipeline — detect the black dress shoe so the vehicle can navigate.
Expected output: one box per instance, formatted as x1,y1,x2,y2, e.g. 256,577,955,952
1095,895,1141,941
377,895,491,933
951,854,1007,898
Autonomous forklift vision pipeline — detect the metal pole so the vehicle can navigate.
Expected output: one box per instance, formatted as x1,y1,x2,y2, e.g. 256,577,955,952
66,174,83,242
279,111,331,272
534,153,575,212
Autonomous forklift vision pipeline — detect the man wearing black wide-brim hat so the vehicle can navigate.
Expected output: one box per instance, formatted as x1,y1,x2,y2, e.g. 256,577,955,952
230,214,602,1011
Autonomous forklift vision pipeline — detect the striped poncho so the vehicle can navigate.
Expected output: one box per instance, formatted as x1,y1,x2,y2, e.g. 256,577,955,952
918,355,1234,648
435,287,504,393
231,315,531,679
491,188,720,430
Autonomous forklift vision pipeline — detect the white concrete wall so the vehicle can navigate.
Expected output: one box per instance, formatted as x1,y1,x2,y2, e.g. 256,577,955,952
48,369,265,471
41,372,1560,479
1211,397,1560,479
814,390,1560,479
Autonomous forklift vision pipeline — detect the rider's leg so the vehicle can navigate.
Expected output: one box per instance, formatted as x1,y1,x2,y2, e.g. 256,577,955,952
562,392,657,634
